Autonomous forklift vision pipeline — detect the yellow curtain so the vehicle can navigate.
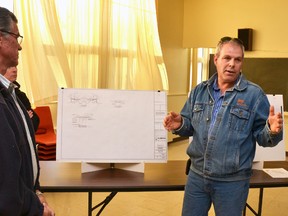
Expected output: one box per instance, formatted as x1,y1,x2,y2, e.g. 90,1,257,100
14,0,168,105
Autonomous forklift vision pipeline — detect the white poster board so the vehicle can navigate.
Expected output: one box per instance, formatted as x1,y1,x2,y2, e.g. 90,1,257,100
254,94,285,161
56,88,167,163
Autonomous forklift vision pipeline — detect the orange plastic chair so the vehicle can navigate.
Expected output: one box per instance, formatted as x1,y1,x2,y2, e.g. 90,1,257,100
34,106,56,160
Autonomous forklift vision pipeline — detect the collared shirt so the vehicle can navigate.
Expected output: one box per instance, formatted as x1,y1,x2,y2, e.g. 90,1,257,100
0,74,37,184
208,79,224,136
0,73,10,89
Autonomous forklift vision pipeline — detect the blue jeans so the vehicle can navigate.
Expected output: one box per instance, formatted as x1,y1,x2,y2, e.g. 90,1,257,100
182,170,250,216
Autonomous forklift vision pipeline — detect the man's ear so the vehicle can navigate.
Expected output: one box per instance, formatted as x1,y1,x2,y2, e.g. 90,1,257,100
214,55,218,66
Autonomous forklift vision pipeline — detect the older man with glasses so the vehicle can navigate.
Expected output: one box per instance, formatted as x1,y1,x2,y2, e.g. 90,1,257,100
0,29,23,44
0,7,55,216
163,36,283,216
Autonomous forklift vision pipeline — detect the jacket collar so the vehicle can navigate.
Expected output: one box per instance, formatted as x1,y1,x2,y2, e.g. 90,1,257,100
205,73,248,92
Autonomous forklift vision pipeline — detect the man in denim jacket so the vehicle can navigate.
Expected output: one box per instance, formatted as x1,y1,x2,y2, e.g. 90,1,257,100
163,37,283,216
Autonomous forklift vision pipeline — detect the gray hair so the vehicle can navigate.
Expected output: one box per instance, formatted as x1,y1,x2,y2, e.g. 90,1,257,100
215,36,245,58
0,7,18,32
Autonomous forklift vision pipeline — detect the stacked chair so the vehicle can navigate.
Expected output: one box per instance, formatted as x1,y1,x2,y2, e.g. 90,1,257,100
34,106,56,160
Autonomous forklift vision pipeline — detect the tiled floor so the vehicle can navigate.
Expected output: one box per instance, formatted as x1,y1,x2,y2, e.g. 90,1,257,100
44,139,288,216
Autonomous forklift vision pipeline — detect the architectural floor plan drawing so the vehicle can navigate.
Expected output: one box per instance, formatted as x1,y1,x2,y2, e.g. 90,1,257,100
56,88,167,163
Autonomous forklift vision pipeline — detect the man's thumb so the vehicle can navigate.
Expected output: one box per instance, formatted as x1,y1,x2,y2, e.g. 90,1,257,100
269,105,275,116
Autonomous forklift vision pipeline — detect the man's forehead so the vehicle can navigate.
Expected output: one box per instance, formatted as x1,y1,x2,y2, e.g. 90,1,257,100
10,22,19,32
220,43,243,57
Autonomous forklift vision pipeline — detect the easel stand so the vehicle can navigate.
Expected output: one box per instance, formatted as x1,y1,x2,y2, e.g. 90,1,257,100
252,161,264,170
81,162,145,216
81,162,145,173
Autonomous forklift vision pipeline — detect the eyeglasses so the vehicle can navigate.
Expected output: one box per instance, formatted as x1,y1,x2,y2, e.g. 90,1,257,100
0,30,23,45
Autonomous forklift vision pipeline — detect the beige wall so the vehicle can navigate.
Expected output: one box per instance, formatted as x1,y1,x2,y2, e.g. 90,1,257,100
182,0,287,148
158,0,287,148
158,0,190,141
183,0,288,57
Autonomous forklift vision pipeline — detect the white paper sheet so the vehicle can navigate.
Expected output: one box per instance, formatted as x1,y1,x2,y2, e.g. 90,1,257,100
263,168,288,178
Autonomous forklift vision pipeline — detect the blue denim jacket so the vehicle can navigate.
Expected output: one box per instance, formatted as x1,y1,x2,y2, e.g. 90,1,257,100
175,73,283,181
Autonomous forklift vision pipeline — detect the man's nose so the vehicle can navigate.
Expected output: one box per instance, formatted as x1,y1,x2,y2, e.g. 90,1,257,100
229,59,235,67
18,43,22,51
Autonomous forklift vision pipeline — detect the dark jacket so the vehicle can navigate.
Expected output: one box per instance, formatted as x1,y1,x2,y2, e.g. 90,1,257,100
0,82,43,215
13,81,40,132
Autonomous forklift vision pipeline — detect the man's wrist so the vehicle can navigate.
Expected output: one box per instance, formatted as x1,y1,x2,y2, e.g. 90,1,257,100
36,190,43,196
266,120,281,135
172,117,184,133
